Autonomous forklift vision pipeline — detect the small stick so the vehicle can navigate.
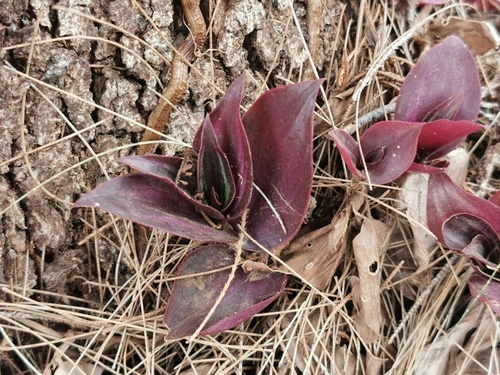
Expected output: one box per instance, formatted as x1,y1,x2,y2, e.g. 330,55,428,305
138,0,206,155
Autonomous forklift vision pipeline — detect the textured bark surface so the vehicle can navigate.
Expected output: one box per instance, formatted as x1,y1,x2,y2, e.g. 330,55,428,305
0,0,339,294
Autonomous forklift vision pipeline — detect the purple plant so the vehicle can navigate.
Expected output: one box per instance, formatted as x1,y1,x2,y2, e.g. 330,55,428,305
427,173,500,315
328,36,484,184
74,74,323,339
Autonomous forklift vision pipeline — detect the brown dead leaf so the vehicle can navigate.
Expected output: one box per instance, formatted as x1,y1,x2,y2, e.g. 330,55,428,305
428,17,500,55
241,259,277,273
414,302,488,374
279,209,349,290
351,216,391,343
366,351,386,375
279,191,365,290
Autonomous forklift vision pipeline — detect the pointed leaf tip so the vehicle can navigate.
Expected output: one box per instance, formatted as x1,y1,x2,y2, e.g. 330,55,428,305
468,274,500,316
74,174,238,243
192,73,253,219
328,129,365,179
242,79,324,251
395,35,481,122
198,116,236,211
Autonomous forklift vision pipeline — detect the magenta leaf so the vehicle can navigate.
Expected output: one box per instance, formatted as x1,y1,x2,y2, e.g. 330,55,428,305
193,74,253,220
241,79,323,251
328,129,364,179
443,214,500,280
118,155,197,196
422,92,463,122
416,119,486,161
197,116,236,211
491,191,500,207
118,154,226,221
468,274,500,315
442,214,498,252
163,244,287,340
395,36,481,123
118,155,183,180
74,174,237,242
359,122,424,184
427,173,500,244
407,161,449,174
329,121,424,185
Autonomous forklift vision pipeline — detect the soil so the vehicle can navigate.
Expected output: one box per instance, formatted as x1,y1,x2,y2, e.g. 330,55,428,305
1,0,499,374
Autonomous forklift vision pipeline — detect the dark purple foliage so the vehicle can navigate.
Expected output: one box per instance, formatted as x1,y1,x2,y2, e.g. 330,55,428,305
163,244,287,340
240,80,321,251
395,36,481,123
427,173,500,315
329,122,423,184
75,74,323,252
328,36,483,184
74,74,323,338
426,173,500,244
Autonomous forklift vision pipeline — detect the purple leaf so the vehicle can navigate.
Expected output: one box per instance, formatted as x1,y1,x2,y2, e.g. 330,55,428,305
491,191,500,207
329,121,424,185
207,74,253,219
328,129,364,179
443,214,500,281
442,214,498,251
417,119,486,161
359,122,424,184
468,274,500,315
193,74,253,219
74,174,238,243
119,155,184,180
119,154,225,221
395,36,481,122
197,116,236,211
407,161,448,174
163,244,287,340
118,155,197,196
422,92,463,122
241,79,323,251
427,173,500,244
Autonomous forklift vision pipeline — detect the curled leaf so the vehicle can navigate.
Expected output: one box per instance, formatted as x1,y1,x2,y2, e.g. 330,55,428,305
442,214,498,251
468,274,500,316
193,74,253,219
197,116,236,211
329,121,424,185
443,214,500,281
427,173,500,244
163,244,287,340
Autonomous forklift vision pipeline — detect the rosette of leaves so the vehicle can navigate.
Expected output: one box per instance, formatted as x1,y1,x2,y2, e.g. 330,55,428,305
328,36,484,184
427,173,500,315
74,74,323,339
